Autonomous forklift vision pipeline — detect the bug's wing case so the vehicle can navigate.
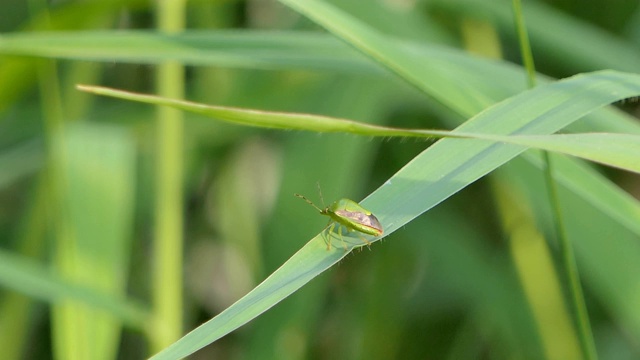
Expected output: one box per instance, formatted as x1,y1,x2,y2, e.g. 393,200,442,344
334,209,383,235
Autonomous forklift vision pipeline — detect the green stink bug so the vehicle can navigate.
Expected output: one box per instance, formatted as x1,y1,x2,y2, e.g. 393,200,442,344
294,192,383,251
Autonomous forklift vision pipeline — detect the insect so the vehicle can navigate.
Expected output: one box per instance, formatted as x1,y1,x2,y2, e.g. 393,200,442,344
295,191,383,251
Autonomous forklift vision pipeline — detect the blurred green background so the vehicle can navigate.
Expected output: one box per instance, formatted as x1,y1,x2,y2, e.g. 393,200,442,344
1,0,639,359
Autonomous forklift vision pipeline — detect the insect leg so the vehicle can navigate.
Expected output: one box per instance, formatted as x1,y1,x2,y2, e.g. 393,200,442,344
325,221,334,250
337,225,348,251
316,182,326,208
345,227,371,248
356,233,372,248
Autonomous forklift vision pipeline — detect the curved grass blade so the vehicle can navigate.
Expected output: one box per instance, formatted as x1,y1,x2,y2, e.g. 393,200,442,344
79,70,640,174
278,1,640,353
120,70,640,359
279,0,495,116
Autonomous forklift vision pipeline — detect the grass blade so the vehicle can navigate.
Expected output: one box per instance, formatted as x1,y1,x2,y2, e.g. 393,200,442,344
0,249,148,329
52,122,138,360
127,70,640,359
0,30,382,75
79,70,640,174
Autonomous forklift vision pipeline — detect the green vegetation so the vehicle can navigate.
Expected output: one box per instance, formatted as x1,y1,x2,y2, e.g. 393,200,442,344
0,0,639,359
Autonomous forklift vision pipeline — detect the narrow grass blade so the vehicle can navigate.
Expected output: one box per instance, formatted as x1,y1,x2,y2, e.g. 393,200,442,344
0,249,148,329
0,30,382,75
150,237,346,359
279,0,495,115
79,70,640,174
430,0,640,73
140,70,640,359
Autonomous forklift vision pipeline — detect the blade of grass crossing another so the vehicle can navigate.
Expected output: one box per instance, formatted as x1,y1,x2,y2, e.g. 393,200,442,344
79,71,640,174
138,70,640,359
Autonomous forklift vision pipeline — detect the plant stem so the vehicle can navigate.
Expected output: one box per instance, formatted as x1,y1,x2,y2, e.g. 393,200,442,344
512,0,597,358
543,153,598,360
511,0,536,88
151,0,186,353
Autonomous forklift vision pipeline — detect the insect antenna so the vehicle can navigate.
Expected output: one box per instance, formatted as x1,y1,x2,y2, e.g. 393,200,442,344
294,193,323,213
316,182,326,208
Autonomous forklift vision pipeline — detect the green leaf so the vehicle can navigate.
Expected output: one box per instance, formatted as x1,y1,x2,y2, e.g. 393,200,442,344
0,141,43,189
429,0,640,73
279,0,495,116
0,249,148,329
78,70,640,174
484,133,640,174
101,69,640,359
51,122,139,360
0,30,382,75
